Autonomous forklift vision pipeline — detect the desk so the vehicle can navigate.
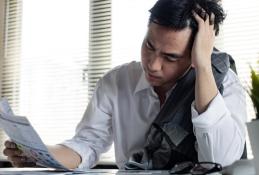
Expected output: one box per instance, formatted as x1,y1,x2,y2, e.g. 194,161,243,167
0,168,171,175
0,159,256,175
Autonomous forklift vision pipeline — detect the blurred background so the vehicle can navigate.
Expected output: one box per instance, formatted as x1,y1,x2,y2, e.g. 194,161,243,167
0,0,258,164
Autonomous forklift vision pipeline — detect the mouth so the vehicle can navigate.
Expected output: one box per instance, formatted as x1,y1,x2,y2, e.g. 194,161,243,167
148,73,159,78
146,72,161,81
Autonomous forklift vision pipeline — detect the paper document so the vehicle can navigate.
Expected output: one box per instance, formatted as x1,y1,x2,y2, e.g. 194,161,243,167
0,97,14,116
0,99,69,171
0,168,173,175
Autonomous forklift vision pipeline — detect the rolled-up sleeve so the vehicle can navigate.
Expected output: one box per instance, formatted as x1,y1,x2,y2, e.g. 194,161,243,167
61,78,113,170
191,70,247,167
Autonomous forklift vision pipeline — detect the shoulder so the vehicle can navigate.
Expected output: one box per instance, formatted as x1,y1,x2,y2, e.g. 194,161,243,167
221,69,245,98
102,61,142,81
222,69,241,88
105,61,141,76
97,61,143,92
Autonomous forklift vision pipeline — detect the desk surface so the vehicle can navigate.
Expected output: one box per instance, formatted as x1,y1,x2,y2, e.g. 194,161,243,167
0,159,256,175
0,168,172,175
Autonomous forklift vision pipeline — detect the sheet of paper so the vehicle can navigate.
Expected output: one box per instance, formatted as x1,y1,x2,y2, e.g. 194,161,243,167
0,168,172,175
0,168,118,175
0,168,66,175
0,98,15,116
0,112,69,171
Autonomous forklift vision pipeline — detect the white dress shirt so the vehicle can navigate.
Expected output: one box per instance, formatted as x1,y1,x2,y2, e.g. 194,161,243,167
62,61,246,170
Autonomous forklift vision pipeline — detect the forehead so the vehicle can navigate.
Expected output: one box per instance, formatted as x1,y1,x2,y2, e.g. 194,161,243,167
146,22,192,51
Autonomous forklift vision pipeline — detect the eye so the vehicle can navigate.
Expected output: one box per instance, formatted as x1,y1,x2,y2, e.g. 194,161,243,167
145,40,155,51
164,55,179,62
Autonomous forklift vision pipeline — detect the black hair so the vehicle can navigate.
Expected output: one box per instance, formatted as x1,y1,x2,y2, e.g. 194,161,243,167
149,0,226,36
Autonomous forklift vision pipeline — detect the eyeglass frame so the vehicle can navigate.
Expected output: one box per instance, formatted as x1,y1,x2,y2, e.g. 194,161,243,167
169,161,222,175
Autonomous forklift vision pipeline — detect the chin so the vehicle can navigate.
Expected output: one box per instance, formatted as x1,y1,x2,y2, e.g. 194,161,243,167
147,79,162,87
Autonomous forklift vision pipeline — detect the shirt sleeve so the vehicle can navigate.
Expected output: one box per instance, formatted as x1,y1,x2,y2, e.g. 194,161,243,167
61,78,114,170
191,70,247,167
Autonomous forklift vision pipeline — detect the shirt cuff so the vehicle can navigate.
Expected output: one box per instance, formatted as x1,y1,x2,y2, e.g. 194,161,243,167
191,91,229,129
61,139,97,170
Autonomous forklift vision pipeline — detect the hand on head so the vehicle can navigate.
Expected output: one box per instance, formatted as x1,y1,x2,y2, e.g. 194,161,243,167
191,8,216,69
3,140,36,167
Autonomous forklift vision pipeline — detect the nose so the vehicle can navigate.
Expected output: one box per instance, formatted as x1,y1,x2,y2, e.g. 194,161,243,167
148,55,162,72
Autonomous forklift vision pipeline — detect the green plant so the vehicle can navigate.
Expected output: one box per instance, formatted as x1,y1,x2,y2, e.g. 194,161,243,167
250,65,259,119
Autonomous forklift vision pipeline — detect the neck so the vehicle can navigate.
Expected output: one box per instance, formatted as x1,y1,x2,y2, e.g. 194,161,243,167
154,86,171,107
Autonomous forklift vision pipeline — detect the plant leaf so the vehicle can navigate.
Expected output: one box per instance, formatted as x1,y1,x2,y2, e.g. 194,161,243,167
250,67,259,117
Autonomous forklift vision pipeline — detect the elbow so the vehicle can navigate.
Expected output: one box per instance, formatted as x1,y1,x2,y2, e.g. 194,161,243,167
197,128,245,167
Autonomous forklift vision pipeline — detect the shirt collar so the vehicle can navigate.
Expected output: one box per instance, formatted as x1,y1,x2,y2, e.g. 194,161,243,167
134,71,152,94
134,65,187,95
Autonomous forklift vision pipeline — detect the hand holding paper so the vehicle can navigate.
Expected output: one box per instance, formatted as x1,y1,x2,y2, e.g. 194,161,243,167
0,98,69,170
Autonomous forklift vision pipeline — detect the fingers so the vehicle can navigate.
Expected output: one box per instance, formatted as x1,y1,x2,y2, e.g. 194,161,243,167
3,147,25,167
5,151,36,167
192,7,215,25
3,147,22,157
7,155,26,162
192,10,205,25
5,140,17,149
209,13,215,28
3,141,21,157
14,161,36,168
10,156,36,168
3,140,36,167
210,13,215,23
192,10,215,34
192,10,210,23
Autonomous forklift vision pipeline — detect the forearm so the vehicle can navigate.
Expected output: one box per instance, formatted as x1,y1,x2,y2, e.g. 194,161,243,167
193,108,245,166
47,144,82,169
192,84,246,166
195,65,218,113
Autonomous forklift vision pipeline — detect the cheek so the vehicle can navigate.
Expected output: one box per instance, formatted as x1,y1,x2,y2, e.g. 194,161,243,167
163,66,178,80
163,61,189,80
141,47,149,66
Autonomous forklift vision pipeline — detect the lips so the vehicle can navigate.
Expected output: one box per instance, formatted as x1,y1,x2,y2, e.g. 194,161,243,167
143,66,161,82
148,73,160,79
145,71,162,83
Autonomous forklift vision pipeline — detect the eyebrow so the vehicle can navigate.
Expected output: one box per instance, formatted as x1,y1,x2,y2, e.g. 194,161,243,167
147,40,155,50
147,39,184,59
163,53,184,59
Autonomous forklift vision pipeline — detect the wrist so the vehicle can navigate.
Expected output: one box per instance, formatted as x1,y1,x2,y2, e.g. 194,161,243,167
195,64,213,74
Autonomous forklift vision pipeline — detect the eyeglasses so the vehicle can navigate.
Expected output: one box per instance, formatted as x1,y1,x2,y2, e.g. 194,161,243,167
169,161,222,175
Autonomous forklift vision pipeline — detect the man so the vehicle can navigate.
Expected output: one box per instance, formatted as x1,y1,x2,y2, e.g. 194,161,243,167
3,0,246,170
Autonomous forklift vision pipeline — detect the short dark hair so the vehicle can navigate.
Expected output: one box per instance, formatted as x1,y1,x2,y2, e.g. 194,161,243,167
149,0,226,36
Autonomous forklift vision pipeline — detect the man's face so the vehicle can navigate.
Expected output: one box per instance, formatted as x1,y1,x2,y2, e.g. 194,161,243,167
141,22,193,92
